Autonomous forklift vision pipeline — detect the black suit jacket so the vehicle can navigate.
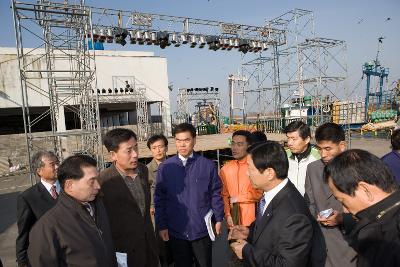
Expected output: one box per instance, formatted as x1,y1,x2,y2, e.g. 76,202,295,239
243,181,326,267
98,163,158,267
16,182,57,266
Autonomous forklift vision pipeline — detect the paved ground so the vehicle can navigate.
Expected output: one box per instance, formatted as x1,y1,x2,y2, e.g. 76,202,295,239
0,136,392,266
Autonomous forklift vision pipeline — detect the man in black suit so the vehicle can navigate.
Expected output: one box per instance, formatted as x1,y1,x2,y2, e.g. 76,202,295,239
98,128,158,267
16,151,60,267
229,141,325,267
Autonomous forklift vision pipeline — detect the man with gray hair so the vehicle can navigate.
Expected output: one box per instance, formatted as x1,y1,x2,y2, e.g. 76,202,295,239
16,151,60,267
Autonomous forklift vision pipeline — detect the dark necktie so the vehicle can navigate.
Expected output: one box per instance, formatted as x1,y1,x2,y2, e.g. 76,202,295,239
50,185,58,200
257,197,266,221
83,202,95,219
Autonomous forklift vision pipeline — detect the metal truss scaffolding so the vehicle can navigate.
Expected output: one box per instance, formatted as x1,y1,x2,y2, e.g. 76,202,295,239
240,9,348,132
12,0,103,183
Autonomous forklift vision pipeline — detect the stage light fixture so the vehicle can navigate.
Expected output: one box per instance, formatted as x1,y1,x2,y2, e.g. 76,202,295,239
106,29,114,43
227,39,235,50
129,30,136,44
157,31,170,49
92,29,99,42
120,88,124,93
115,28,128,46
171,33,178,44
190,35,197,48
198,36,206,49
262,42,268,50
215,88,219,92
129,88,134,93
234,39,240,48
238,39,249,54
98,28,106,43
114,88,118,93
97,89,101,94
108,88,112,94
149,32,158,45
207,36,220,51
210,86,214,91
101,88,106,94
144,32,152,45
180,34,188,44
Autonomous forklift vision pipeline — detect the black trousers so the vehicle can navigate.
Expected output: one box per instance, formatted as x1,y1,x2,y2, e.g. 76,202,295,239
169,235,212,267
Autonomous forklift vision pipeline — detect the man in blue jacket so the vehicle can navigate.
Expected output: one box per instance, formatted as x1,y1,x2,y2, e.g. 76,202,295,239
155,123,224,267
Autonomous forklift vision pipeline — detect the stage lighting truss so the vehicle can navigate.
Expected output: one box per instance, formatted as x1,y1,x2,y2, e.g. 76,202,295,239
87,7,286,52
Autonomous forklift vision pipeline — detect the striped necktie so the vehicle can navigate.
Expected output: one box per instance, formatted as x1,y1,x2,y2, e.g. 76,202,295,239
257,197,266,220
50,185,58,200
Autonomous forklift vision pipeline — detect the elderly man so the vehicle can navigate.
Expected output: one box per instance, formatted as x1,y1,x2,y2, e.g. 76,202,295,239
16,151,60,267
27,155,117,267
326,149,400,267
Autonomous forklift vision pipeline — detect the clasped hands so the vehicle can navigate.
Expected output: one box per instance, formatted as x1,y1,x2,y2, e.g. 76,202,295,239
228,225,249,260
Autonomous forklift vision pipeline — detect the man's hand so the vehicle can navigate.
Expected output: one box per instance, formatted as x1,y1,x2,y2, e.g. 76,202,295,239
215,222,222,235
228,225,249,240
230,239,247,259
317,210,343,227
226,215,234,229
159,229,169,241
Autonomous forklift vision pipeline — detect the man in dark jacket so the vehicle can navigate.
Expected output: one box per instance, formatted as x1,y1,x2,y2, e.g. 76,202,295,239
229,141,326,267
16,151,59,267
381,128,400,183
155,123,224,267
99,128,158,267
27,154,117,267
326,149,400,267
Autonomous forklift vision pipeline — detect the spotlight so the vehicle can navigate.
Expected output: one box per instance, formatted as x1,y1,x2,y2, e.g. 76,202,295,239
125,87,129,93
115,28,128,46
190,35,197,48
207,36,220,51
215,87,219,92
92,29,99,42
238,39,249,54
135,31,144,45
180,34,188,44
157,31,170,49
210,86,214,91
151,32,158,45
97,89,101,94
120,88,124,93
262,42,268,50
234,39,240,48
129,30,136,44
227,39,235,50
106,29,114,43
171,32,181,47
101,88,106,94
198,36,206,49
144,32,151,42
99,28,106,43
114,88,118,93
108,88,112,94
129,88,134,93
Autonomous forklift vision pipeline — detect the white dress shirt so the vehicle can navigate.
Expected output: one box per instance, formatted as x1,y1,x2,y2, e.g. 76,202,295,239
41,179,61,196
261,178,288,216
178,153,194,167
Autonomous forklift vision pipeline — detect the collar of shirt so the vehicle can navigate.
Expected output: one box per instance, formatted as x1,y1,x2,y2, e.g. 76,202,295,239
178,153,194,166
115,164,140,179
41,179,61,195
262,178,288,214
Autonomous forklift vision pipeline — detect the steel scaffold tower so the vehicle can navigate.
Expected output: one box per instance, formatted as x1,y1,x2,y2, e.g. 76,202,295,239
12,0,103,184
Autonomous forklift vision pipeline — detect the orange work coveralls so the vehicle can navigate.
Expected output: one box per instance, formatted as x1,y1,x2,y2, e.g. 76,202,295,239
220,158,263,226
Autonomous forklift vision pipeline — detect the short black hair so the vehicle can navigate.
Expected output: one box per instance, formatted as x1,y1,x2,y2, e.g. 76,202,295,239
324,149,398,196
174,123,196,138
147,134,168,149
247,141,288,179
232,130,252,143
315,122,345,143
391,129,400,150
249,131,267,145
57,154,97,189
283,121,311,140
103,128,137,152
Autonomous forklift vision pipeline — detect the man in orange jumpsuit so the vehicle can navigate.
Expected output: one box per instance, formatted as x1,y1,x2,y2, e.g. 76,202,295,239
220,130,263,228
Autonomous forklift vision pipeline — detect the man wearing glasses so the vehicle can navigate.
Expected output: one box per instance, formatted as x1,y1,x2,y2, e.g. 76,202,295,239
154,123,224,267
